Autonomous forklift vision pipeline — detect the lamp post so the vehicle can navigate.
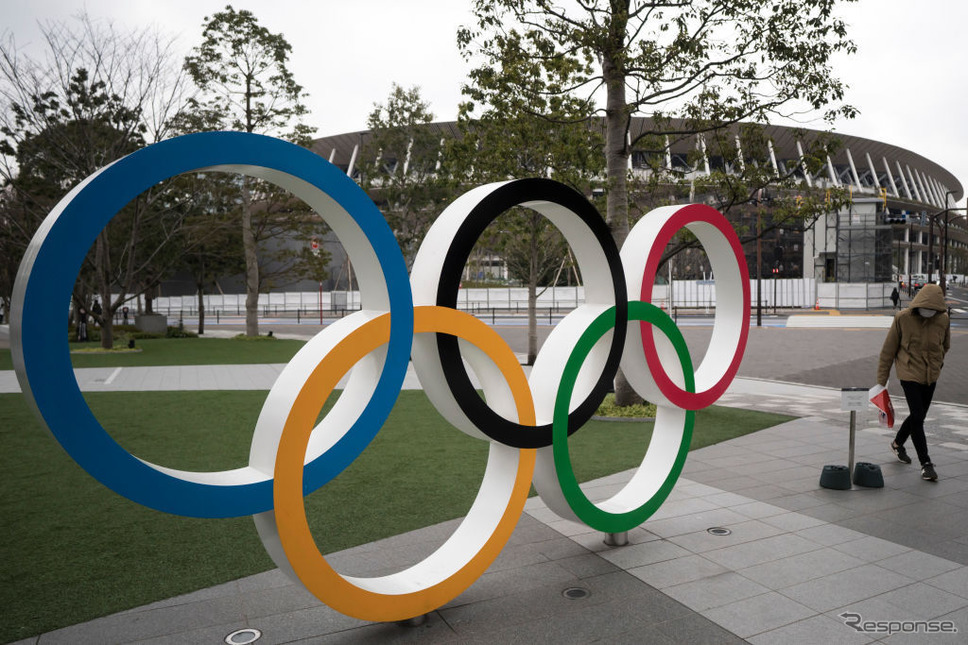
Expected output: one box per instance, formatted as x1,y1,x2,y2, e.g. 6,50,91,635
756,208,762,327
936,190,966,292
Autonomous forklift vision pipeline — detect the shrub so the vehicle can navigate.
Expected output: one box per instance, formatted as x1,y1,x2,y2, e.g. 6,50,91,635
595,394,656,418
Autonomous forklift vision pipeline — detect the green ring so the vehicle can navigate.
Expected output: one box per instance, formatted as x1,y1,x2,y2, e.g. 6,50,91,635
552,300,695,533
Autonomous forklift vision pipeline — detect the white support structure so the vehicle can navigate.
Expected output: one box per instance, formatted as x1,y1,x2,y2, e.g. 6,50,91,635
930,176,946,208
698,134,710,175
924,174,941,207
913,169,931,206
905,165,922,202
896,160,913,199
826,155,841,186
904,227,911,275
797,139,813,188
735,136,745,172
864,152,881,191
883,157,900,197
402,138,414,176
795,140,813,187
918,172,934,206
664,136,672,172
932,178,945,207
346,143,359,178
328,148,336,163
435,138,445,172
768,140,780,177
627,131,633,171
845,148,862,189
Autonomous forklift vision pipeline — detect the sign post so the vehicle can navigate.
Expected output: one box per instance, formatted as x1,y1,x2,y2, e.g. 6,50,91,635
840,387,868,480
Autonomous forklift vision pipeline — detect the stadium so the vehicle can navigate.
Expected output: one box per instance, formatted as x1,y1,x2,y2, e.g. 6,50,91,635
158,118,965,314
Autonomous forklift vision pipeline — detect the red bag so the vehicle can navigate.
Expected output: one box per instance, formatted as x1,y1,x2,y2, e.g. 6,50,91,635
869,385,895,429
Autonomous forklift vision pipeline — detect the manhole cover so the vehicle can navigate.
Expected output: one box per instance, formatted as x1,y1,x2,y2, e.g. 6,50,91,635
225,628,262,644
562,587,590,600
707,527,732,536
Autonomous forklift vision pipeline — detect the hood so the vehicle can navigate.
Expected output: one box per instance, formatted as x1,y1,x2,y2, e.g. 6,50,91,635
909,283,947,311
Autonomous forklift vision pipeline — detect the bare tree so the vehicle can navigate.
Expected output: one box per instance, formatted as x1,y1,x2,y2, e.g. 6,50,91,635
0,14,191,348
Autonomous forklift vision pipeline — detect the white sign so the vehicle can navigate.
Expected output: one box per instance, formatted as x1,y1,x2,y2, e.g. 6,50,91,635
841,388,868,412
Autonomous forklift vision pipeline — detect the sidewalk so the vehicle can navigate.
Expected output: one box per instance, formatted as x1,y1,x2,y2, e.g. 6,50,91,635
6,371,967,644
3,320,968,643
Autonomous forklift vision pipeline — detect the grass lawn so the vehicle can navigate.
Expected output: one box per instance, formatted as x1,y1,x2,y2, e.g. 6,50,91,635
0,389,792,643
0,337,306,371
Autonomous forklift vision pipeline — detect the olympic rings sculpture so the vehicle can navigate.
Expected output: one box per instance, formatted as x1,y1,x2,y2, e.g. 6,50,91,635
11,132,750,622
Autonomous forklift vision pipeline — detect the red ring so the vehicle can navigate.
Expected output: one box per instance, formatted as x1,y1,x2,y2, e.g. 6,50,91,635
639,204,750,409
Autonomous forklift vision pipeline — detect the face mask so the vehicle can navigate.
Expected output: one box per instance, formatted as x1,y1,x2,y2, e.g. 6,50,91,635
918,308,937,318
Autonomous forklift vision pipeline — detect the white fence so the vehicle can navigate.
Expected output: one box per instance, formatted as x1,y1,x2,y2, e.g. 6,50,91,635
148,286,586,316
649,278,818,310
815,282,894,310
138,279,896,316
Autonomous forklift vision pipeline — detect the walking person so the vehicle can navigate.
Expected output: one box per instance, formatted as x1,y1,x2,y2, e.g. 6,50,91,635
876,283,950,481
77,306,88,342
890,286,900,310
91,298,102,327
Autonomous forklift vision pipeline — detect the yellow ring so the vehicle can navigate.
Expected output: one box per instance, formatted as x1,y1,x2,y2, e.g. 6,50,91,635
273,306,536,621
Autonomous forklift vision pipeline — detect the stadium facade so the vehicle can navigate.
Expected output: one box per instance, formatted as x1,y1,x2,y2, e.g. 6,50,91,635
156,118,964,312
310,119,964,287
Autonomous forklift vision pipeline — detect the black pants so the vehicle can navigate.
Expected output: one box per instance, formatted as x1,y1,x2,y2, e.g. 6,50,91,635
896,380,936,466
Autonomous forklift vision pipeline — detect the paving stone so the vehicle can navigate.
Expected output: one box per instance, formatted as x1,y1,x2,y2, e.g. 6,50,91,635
781,564,915,613
877,582,968,620
877,550,963,580
737,547,867,589
667,519,785,554
662,571,770,612
747,613,875,645
701,532,821,570
628,554,730,589
703,591,816,638
925,567,968,600
15,361,968,644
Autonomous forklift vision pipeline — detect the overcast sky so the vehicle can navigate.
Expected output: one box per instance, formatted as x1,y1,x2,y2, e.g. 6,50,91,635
4,0,966,207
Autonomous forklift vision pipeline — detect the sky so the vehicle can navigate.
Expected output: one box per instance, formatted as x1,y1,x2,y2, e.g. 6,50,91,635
3,0,967,207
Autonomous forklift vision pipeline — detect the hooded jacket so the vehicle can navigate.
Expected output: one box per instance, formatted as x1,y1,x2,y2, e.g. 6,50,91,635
877,283,950,385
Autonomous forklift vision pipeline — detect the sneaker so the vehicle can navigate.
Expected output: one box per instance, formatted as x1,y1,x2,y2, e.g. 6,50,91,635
921,463,938,481
891,441,912,464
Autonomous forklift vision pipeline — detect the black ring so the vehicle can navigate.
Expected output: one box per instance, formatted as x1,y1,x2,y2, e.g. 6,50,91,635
435,178,627,448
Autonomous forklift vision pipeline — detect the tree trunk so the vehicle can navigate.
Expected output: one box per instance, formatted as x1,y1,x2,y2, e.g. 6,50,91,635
603,5,643,406
527,219,538,365
197,284,206,335
95,231,114,349
241,177,260,336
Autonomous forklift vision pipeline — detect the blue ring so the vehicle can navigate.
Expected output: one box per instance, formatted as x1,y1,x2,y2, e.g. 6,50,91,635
13,132,413,518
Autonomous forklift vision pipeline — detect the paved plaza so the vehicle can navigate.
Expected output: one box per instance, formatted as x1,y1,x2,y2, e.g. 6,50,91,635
1,312,967,643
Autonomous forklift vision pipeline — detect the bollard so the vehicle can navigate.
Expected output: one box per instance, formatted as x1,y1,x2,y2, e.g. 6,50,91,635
396,614,428,627
603,531,629,547
852,462,884,488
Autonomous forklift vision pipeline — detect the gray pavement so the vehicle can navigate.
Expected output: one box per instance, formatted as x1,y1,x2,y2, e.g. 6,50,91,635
3,317,968,644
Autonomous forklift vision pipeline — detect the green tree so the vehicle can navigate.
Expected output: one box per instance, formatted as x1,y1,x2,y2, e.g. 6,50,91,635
638,121,851,274
171,172,243,335
361,84,453,269
184,4,314,336
0,15,190,348
451,38,604,363
459,0,857,401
